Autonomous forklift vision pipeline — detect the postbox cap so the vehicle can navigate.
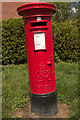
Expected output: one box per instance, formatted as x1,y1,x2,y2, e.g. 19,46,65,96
17,2,56,16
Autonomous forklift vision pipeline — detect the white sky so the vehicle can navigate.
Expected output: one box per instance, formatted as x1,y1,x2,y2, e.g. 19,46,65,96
72,7,76,13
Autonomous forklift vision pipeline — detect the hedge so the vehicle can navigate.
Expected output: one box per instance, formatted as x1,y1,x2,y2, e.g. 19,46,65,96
2,18,26,65
2,18,60,65
2,18,79,65
52,19,79,63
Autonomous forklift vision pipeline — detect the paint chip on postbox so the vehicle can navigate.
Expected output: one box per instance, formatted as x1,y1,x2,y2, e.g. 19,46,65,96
34,32,46,50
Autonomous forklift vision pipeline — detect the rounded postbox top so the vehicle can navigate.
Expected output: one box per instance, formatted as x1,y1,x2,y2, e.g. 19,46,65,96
17,2,56,17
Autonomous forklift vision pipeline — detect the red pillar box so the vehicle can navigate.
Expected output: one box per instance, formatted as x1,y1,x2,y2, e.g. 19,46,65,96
17,2,58,116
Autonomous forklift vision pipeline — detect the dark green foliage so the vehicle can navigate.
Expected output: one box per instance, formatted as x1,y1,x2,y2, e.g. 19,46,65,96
52,19,79,63
50,2,72,22
2,18,26,65
2,18,79,64
54,51,60,63
2,18,60,65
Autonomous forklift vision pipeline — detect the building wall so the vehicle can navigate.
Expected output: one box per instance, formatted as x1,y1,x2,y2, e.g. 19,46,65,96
2,1,40,20
2,2,28,20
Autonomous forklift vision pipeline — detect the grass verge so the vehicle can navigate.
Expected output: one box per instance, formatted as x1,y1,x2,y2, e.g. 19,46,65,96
2,62,78,119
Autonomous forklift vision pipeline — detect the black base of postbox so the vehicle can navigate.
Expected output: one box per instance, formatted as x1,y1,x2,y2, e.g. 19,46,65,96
30,91,58,117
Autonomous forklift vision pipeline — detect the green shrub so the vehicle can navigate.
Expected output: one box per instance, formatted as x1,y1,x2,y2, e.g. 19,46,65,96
2,18,60,65
2,18,26,65
52,19,79,63
54,51,60,63
2,18,79,65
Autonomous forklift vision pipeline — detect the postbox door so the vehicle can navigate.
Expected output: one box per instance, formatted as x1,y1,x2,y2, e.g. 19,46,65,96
28,30,56,95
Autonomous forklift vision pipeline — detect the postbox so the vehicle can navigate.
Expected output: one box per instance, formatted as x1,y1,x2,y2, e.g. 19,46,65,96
17,2,58,117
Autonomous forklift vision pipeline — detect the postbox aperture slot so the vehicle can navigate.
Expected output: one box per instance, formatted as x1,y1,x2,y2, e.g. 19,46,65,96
31,22,47,27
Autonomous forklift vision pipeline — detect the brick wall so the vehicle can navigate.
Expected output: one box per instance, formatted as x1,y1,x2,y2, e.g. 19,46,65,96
2,2,28,20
